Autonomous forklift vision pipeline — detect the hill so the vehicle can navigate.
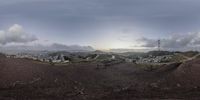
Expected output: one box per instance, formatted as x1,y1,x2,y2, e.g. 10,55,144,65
1,56,200,99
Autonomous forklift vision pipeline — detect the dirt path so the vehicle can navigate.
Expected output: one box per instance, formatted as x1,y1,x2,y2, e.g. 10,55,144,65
181,53,200,62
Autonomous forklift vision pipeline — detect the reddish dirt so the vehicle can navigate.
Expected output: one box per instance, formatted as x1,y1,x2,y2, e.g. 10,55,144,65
168,59,200,88
1,55,200,100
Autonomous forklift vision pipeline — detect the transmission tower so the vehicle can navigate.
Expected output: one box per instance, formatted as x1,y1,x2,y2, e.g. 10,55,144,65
158,39,160,51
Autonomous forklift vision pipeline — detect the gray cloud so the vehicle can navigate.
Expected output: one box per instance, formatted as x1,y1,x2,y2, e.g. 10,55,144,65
0,43,94,53
138,32,200,50
1,0,200,49
1,0,200,33
0,24,37,45
138,37,157,48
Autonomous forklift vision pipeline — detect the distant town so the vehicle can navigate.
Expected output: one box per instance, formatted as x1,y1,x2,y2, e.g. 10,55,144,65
5,50,199,66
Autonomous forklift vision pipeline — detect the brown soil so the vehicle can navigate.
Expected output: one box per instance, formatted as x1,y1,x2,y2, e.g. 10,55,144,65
1,55,200,100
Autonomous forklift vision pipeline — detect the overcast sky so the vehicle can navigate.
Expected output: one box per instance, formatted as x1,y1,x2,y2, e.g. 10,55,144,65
0,0,200,50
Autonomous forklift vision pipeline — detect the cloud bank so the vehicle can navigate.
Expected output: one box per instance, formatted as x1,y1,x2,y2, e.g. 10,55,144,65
0,24,37,45
138,32,200,51
0,43,94,54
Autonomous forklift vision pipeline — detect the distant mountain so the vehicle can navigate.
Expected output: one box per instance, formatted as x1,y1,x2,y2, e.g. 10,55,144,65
109,48,151,53
0,43,95,54
92,50,106,54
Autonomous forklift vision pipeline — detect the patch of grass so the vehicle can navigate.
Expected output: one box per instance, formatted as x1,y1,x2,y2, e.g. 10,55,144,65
196,55,200,59
95,55,112,61
168,54,186,62
181,51,199,57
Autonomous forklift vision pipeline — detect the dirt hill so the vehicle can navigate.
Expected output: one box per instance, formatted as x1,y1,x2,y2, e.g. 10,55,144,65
170,59,200,87
1,57,200,99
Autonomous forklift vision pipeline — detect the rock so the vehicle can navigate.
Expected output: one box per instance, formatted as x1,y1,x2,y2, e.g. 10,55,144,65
176,83,181,87
150,83,158,88
12,81,26,87
54,78,58,83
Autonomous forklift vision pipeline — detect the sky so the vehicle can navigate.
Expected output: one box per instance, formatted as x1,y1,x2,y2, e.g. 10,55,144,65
1,0,200,50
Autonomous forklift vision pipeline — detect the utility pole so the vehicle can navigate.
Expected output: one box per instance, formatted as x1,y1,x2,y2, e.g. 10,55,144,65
158,39,160,51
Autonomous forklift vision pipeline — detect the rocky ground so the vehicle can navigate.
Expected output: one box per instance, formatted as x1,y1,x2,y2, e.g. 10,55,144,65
0,55,200,100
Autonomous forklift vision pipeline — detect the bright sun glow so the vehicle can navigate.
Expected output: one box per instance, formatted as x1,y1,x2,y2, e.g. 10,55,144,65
109,42,131,49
